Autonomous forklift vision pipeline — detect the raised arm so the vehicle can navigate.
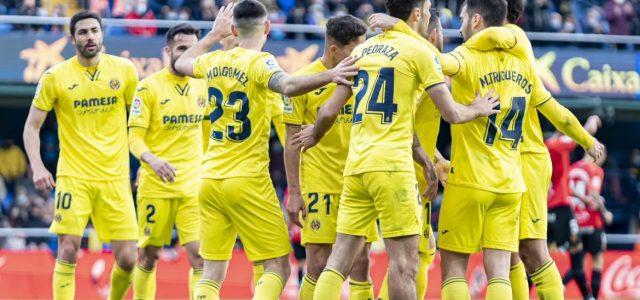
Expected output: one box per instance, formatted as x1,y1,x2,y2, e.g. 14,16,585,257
268,57,358,97
23,106,55,191
174,3,234,77
426,84,500,124
291,84,353,150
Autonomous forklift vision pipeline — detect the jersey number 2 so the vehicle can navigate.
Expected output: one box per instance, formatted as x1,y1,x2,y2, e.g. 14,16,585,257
484,97,526,149
353,68,397,124
209,87,252,142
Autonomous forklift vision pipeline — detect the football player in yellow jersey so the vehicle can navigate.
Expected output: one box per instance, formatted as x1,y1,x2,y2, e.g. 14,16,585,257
455,1,603,299
127,24,207,300
373,10,450,300
23,11,139,300
282,15,378,300
173,1,360,299
292,1,500,299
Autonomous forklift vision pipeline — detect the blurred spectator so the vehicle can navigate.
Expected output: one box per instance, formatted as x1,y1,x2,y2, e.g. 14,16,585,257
125,0,158,36
605,0,636,35
200,0,217,21
583,7,609,33
526,0,558,32
0,139,27,188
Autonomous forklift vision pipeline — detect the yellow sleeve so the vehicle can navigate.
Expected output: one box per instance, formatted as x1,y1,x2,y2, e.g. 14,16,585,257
268,93,286,145
464,27,517,51
128,126,150,159
32,71,57,111
443,47,467,77
128,82,153,128
282,92,305,125
537,98,595,150
529,71,553,107
193,52,216,79
252,53,284,89
124,62,139,106
415,48,445,89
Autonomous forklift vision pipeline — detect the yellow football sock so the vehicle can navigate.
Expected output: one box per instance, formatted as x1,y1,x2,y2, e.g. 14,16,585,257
349,279,374,300
189,268,203,300
253,271,285,300
530,260,564,300
313,268,345,300
253,262,264,286
53,260,76,300
441,277,470,300
109,264,134,300
193,279,221,300
486,278,512,300
417,249,435,300
510,261,529,300
377,270,389,300
299,274,317,300
133,265,156,300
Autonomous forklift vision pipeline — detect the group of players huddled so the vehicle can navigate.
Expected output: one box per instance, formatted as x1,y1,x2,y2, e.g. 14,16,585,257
22,0,607,299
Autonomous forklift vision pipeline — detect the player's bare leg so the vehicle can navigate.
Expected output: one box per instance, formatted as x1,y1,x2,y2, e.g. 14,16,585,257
306,244,332,280
53,234,82,300
254,254,291,299
440,249,471,300
348,243,373,300
483,248,512,299
519,239,564,299
110,240,137,300
384,235,419,300
314,233,366,299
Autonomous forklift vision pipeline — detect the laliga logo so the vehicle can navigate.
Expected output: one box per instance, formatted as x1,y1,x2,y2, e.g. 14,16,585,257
602,255,640,298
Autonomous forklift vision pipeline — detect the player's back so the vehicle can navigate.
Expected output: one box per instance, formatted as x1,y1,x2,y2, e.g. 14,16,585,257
546,135,577,208
194,47,281,179
33,54,137,180
569,160,605,228
345,29,444,176
447,46,550,193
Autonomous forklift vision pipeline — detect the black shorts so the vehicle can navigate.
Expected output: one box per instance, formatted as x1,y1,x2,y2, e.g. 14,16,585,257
548,205,579,249
580,228,606,255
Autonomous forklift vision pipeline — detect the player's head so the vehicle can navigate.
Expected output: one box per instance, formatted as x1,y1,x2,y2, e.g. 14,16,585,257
506,0,524,24
422,8,443,52
69,11,103,59
460,0,507,41
165,23,200,73
386,0,431,30
232,0,270,38
325,15,367,63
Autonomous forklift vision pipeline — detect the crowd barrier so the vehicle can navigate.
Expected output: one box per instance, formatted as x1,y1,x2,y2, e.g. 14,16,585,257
1,249,640,299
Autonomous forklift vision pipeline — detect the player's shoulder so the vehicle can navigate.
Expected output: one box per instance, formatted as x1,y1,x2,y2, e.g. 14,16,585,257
103,53,136,70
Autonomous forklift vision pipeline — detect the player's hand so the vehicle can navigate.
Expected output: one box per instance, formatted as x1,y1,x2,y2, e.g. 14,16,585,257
32,165,55,192
329,56,359,86
291,125,319,151
586,140,605,162
210,2,235,39
286,190,306,228
435,159,450,187
604,210,613,225
422,161,439,201
368,13,399,31
471,90,501,117
146,155,177,183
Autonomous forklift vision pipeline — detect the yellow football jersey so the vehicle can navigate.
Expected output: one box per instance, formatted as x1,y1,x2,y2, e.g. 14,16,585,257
283,59,353,194
33,54,138,180
128,67,209,197
344,27,445,176
193,47,283,179
464,24,548,154
446,46,552,193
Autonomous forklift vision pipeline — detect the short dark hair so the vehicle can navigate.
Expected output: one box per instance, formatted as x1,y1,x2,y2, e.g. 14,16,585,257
326,15,367,46
233,0,267,33
506,0,524,23
427,8,441,34
166,23,200,45
69,11,102,36
385,0,425,21
464,0,507,27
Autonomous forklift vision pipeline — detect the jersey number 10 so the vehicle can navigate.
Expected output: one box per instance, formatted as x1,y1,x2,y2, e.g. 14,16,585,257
483,97,526,149
353,68,398,124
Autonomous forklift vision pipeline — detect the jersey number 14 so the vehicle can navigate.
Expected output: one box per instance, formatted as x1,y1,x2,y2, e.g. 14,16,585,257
484,97,526,149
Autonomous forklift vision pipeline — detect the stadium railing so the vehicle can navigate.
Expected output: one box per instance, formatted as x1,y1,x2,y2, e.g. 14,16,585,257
1,15,640,45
